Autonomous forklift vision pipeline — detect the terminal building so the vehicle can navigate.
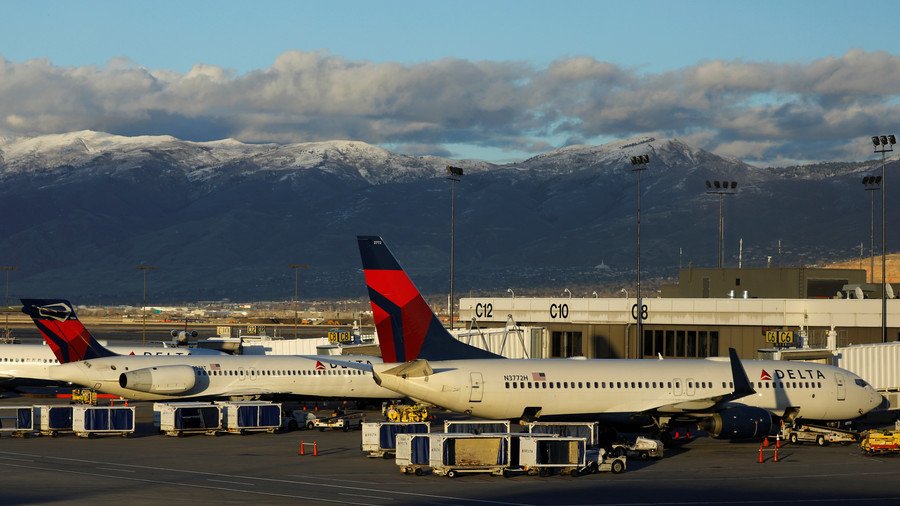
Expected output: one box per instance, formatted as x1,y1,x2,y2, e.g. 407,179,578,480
458,267,897,361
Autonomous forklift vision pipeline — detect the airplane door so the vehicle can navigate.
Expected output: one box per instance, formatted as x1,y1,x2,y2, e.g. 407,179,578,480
672,378,684,397
836,373,846,401
469,372,484,402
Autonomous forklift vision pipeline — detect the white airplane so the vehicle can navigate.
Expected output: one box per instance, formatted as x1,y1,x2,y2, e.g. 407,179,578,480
0,341,223,390
21,299,402,402
351,236,883,440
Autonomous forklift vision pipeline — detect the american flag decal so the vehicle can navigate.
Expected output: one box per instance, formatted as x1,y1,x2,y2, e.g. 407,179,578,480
532,372,546,381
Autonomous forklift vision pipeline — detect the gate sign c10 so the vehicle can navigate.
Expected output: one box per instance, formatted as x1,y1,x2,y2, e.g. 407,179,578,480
764,330,794,344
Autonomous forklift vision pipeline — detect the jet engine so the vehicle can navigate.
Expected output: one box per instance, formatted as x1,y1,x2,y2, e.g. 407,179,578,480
118,365,197,394
170,329,199,345
699,406,774,439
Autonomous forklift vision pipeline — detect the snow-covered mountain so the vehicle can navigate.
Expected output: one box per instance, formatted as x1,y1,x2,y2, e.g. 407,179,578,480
0,131,889,303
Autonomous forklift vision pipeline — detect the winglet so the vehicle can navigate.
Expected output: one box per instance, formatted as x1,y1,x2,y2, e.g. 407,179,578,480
729,347,755,397
20,299,117,363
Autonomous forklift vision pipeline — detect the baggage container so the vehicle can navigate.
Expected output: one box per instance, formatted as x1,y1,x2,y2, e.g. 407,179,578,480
34,405,73,437
525,421,598,446
519,436,587,476
217,401,281,434
72,406,135,438
153,402,222,436
444,420,510,435
429,433,520,478
361,421,430,457
395,432,432,475
0,406,34,437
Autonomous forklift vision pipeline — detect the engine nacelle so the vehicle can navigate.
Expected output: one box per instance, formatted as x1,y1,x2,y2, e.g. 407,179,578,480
170,330,199,345
118,365,197,394
699,406,774,439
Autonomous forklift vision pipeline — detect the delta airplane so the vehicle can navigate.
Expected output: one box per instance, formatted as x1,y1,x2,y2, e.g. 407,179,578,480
353,236,883,440
0,340,223,390
21,299,402,402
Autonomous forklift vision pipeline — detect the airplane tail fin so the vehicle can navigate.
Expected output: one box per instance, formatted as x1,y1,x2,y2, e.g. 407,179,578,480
357,236,500,363
20,299,117,363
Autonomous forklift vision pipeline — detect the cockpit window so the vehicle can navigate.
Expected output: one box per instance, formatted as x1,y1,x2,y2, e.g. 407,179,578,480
854,379,868,388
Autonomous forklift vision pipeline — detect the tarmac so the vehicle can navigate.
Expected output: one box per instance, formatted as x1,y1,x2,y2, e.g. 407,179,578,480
0,397,899,506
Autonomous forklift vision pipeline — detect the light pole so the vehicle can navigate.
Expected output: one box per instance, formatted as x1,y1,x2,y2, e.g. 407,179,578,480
631,154,650,357
620,288,628,298
0,266,17,341
447,165,464,330
563,288,571,298
289,263,309,339
592,291,599,298
863,175,881,284
507,288,515,299
705,180,738,268
872,134,896,343
136,264,156,345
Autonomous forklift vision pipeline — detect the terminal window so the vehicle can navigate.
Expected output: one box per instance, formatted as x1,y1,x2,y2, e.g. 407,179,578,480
644,329,720,358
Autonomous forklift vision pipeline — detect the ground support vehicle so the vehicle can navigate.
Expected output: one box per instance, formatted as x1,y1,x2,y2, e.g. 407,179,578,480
783,423,857,446
153,402,221,437
590,448,627,474
611,436,665,460
428,433,518,478
362,421,430,458
34,405,73,437
72,405,135,438
385,403,431,422
859,430,900,455
525,421,598,447
0,406,33,437
313,412,365,432
395,432,432,475
217,401,281,434
444,419,510,434
519,436,588,476
281,410,317,431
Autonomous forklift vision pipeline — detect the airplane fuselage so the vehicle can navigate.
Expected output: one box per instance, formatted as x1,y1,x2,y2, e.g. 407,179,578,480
51,354,402,401
0,343,223,388
374,357,882,421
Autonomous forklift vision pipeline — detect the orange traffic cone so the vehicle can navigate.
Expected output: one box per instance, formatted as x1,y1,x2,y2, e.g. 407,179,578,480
758,446,764,464
773,447,779,463
302,404,307,411
313,441,319,457
674,431,680,440
299,441,305,455
763,436,770,447
775,433,781,448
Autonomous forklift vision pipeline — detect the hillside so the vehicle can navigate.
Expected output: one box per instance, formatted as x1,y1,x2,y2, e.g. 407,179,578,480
0,131,896,303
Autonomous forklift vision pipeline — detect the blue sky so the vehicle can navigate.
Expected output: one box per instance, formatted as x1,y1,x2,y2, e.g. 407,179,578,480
1,0,898,164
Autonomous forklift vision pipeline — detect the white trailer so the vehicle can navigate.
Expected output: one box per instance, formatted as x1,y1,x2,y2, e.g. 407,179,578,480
428,433,518,478
0,406,34,437
443,420,510,435
361,421,430,458
519,436,587,476
72,406,135,438
153,402,222,436
216,401,281,434
395,432,432,475
34,405,73,437
525,421,598,447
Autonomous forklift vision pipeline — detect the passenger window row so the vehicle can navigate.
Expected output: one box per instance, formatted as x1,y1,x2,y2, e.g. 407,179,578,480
200,368,366,377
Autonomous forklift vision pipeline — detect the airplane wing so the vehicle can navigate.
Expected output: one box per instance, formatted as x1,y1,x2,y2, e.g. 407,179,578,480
613,348,757,414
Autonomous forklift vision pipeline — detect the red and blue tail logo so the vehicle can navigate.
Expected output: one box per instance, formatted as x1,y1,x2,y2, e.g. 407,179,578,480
357,236,499,363
20,299,117,363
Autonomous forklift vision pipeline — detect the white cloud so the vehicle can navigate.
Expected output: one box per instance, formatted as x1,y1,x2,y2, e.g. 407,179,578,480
0,50,898,164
